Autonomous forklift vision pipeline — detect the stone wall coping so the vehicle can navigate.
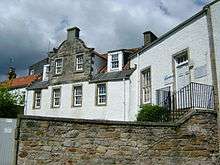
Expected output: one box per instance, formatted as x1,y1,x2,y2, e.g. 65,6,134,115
19,109,216,127
175,109,217,126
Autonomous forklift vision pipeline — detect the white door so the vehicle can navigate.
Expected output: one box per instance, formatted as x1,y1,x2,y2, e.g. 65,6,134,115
175,54,190,109
176,63,190,91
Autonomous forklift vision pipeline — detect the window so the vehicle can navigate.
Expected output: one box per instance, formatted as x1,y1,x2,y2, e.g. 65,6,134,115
30,69,34,75
52,88,61,108
97,84,107,105
76,55,83,71
176,53,188,64
34,91,41,109
73,86,82,106
43,65,50,81
142,68,151,104
111,54,119,69
55,58,63,75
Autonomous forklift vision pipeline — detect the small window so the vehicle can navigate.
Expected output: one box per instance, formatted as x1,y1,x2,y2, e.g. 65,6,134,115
30,69,34,75
76,55,83,71
141,68,151,104
111,54,119,69
73,86,82,106
34,91,41,109
97,84,107,105
55,58,63,75
52,88,61,108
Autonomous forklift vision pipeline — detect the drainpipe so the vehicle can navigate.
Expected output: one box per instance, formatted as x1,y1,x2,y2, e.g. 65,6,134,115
137,53,141,108
123,78,126,121
206,6,220,151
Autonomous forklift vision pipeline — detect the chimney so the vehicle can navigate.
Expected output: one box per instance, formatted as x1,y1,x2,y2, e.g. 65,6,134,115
8,67,16,80
143,31,157,46
67,27,80,41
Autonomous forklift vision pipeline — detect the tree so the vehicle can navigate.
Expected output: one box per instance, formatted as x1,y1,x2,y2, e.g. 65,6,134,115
0,87,23,118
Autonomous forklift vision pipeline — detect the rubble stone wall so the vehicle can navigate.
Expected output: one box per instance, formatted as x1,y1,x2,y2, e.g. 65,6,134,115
16,110,219,165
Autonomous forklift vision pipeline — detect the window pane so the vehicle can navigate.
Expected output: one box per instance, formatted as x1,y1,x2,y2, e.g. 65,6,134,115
73,86,82,106
142,68,151,103
53,89,61,107
111,54,119,69
76,55,83,70
34,91,41,108
55,59,63,74
97,84,106,104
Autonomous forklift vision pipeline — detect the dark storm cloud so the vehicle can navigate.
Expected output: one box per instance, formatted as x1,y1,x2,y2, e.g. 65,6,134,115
0,0,212,80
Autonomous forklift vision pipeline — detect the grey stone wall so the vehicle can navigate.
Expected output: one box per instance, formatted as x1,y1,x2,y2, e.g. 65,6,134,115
48,38,94,85
16,110,219,165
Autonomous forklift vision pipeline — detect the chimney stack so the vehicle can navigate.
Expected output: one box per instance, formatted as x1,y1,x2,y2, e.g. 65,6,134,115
143,31,157,46
67,27,80,41
8,67,16,80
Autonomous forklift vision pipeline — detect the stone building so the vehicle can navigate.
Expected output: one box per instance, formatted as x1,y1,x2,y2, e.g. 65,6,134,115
25,0,220,121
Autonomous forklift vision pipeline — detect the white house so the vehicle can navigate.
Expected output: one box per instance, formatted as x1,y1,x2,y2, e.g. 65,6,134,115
25,0,220,121
128,0,220,121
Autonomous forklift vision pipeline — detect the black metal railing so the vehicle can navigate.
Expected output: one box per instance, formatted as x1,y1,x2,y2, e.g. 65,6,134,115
156,82,214,122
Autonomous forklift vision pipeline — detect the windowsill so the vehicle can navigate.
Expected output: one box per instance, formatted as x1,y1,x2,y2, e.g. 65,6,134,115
141,102,151,105
53,73,63,77
51,106,60,109
96,103,107,106
33,107,40,110
72,105,82,107
110,68,119,71
73,70,84,74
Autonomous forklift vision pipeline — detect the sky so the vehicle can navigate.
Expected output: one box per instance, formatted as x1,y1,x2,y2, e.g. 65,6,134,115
0,0,213,81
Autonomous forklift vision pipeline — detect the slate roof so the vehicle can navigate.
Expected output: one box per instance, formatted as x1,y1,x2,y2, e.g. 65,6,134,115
90,68,135,83
27,81,49,90
0,75,40,89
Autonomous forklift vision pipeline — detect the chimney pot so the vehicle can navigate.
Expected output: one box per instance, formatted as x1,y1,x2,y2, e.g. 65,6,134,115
143,31,157,46
67,27,80,41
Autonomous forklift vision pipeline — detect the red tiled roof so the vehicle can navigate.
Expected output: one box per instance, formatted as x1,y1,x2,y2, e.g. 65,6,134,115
0,75,40,89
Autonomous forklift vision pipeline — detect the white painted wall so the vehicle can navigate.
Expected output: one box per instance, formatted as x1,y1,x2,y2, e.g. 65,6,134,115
107,51,123,72
210,1,220,106
129,14,212,121
25,80,130,121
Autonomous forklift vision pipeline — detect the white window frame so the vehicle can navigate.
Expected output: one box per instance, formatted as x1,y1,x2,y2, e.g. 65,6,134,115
97,83,107,105
141,67,151,104
33,91,41,109
30,69,34,75
76,55,84,71
52,88,61,108
55,58,63,75
73,85,82,107
111,54,119,70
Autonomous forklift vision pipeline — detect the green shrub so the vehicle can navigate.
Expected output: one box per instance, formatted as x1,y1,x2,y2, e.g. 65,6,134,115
136,104,170,122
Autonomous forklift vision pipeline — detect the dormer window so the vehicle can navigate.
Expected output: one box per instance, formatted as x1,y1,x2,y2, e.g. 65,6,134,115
111,54,119,69
55,58,63,75
30,69,34,75
76,55,83,71
43,64,50,81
